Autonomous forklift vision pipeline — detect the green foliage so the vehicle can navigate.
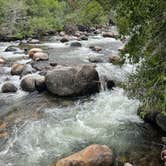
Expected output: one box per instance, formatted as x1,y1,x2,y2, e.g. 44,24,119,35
79,0,107,26
0,0,108,38
113,0,166,114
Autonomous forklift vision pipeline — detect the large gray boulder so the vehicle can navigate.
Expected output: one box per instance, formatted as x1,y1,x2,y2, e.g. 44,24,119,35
45,65,100,96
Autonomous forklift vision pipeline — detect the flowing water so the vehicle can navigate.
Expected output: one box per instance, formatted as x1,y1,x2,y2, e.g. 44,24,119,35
0,31,163,166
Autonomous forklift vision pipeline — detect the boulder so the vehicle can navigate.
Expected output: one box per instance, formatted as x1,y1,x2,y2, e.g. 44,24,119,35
0,58,5,64
75,31,81,37
11,63,24,75
77,25,89,32
106,80,115,90
28,39,40,44
21,64,36,76
59,31,66,36
60,36,69,43
5,45,20,52
45,65,100,96
80,35,88,40
20,75,36,92
103,32,116,38
28,48,43,58
108,55,125,65
1,82,17,93
89,46,102,52
55,144,114,166
32,52,49,61
124,163,133,166
31,61,55,73
35,75,46,92
70,42,82,47
89,56,103,63
156,113,166,132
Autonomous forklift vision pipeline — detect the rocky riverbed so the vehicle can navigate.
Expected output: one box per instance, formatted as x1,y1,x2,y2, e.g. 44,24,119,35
0,26,164,166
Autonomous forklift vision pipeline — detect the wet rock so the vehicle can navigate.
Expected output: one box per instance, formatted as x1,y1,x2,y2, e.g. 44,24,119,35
64,24,78,35
161,137,166,144
89,56,103,63
1,82,17,93
11,63,24,75
46,64,100,96
94,30,100,34
28,48,43,58
70,42,82,47
108,55,125,65
20,75,36,92
5,45,20,52
32,52,49,61
21,64,36,77
103,32,116,38
55,144,114,166
75,31,81,37
89,46,102,52
60,36,69,43
31,61,54,72
28,39,40,44
0,58,5,64
161,148,166,161
106,80,115,90
80,35,88,40
156,113,166,132
77,25,89,32
0,131,8,138
124,163,133,166
59,31,66,36
35,75,46,92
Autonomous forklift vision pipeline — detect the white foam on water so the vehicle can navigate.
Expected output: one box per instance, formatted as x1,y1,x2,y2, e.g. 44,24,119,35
0,88,141,166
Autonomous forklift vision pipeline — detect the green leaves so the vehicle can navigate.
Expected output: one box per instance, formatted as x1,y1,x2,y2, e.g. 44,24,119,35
114,0,166,114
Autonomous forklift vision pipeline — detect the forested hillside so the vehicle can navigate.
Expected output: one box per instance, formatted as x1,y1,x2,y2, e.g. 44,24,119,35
0,0,108,38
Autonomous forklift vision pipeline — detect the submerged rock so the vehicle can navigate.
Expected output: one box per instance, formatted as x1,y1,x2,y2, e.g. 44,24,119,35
5,45,20,52
89,56,103,63
55,144,114,166
80,35,88,40
89,46,102,52
11,63,24,75
70,42,82,47
45,65,100,96
1,82,17,93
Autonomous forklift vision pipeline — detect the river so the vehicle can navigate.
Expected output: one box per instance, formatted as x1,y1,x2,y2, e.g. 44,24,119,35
0,30,163,166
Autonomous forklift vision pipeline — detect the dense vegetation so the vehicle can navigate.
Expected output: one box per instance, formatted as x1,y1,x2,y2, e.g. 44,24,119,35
0,0,165,117
0,0,107,38
111,0,166,117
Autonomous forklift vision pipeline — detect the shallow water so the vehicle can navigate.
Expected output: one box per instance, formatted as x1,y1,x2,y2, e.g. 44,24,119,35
0,31,163,166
